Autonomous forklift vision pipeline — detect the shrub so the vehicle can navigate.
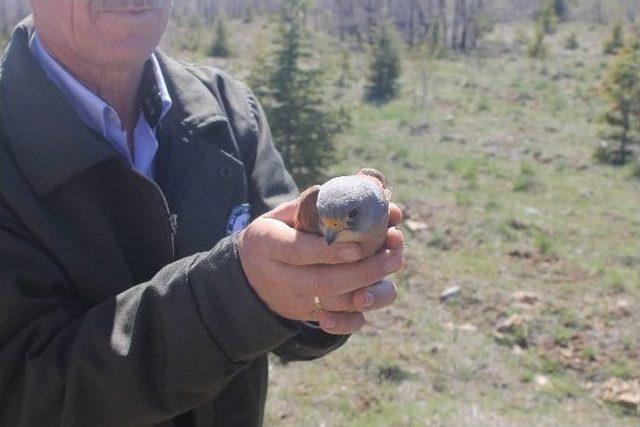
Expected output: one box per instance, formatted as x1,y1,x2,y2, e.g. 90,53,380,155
631,159,640,179
603,23,624,55
535,233,554,256
553,0,570,22
365,21,402,104
528,30,548,59
513,163,540,192
564,32,579,50
599,41,640,165
210,18,232,58
536,2,559,35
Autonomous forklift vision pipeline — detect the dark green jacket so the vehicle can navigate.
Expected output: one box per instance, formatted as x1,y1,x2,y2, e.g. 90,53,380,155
0,19,346,427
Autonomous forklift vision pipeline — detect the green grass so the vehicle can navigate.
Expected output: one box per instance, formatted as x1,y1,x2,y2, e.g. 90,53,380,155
286,24,640,414
261,19,640,425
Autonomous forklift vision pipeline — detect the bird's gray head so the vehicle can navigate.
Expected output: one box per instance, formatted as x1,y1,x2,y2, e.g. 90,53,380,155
316,175,388,245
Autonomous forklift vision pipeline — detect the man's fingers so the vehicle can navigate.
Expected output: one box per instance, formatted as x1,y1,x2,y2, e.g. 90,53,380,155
386,227,404,249
318,311,366,335
318,292,358,312
286,248,404,297
240,200,405,323
262,199,298,226
255,218,365,265
313,248,403,296
389,203,403,226
351,279,398,312
319,279,398,312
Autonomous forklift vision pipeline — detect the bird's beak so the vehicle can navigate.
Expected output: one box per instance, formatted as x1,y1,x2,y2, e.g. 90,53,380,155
325,229,338,245
321,218,347,246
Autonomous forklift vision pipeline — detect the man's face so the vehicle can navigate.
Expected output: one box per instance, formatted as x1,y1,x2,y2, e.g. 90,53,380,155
31,0,172,68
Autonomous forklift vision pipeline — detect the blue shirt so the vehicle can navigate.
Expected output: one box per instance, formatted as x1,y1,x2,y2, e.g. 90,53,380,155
29,33,173,180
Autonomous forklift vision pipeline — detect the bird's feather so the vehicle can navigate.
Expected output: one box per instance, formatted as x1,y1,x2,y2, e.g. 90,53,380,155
357,168,391,203
357,168,386,188
294,185,321,235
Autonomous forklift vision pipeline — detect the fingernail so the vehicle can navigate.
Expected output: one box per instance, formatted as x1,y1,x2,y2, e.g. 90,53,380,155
340,246,360,262
385,253,403,273
323,314,336,329
365,292,375,308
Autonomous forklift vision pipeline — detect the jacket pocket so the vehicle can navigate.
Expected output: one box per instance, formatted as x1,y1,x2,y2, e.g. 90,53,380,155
174,143,249,257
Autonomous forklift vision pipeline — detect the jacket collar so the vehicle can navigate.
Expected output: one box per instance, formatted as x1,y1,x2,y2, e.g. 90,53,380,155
0,17,228,197
155,50,229,132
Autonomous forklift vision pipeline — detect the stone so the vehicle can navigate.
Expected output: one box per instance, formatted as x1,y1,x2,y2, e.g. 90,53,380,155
512,291,540,305
439,285,462,302
405,219,428,232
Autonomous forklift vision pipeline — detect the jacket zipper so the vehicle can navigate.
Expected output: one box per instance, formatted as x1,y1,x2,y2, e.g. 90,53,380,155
117,159,178,261
169,213,179,243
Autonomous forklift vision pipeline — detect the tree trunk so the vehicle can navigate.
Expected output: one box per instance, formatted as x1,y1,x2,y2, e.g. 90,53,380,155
407,0,416,48
0,0,8,36
452,0,459,49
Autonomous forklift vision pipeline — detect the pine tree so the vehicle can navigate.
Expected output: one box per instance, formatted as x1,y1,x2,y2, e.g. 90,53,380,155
527,29,548,59
564,32,579,50
243,5,254,23
210,18,232,58
336,48,354,90
249,0,348,187
365,22,402,104
536,2,559,35
603,23,624,55
553,0,569,22
599,41,640,164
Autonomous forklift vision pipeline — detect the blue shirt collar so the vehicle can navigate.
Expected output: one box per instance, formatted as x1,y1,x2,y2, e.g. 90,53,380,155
29,32,172,139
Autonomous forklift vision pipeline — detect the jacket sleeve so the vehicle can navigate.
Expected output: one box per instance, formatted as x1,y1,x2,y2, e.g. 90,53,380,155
0,202,298,427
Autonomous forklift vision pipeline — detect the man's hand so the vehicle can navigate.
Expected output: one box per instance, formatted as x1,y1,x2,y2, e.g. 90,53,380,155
236,200,404,335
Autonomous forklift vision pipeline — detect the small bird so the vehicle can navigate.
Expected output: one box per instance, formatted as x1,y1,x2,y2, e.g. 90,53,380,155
295,169,391,258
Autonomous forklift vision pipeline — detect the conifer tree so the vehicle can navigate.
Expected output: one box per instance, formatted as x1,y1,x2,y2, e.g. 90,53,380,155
337,48,354,90
603,23,624,55
553,0,569,22
249,0,348,187
210,18,232,58
365,21,402,104
536,2,558,35
243,5,254,23
564,32,579,50
527,29,548,59
599,41,640,164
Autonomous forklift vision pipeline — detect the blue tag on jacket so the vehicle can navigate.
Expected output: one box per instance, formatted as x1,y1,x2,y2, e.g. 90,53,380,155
226,204,251,235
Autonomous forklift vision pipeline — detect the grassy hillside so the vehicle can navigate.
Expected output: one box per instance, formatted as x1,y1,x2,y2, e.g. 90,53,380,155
172,19,639,426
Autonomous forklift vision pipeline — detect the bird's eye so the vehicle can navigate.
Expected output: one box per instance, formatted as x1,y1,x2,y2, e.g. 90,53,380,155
347,209,359,220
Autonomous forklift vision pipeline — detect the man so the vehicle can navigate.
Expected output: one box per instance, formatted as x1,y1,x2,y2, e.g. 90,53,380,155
0,1,405,426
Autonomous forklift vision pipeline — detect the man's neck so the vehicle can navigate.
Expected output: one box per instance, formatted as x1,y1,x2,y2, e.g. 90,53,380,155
38,36,144,136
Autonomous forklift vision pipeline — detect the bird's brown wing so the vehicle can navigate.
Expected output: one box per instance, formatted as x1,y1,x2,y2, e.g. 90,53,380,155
357,168,386,187
294,185,322,235
358,168,391,202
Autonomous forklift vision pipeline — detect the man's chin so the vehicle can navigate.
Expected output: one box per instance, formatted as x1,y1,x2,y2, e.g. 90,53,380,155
93,9,167,47
87,39,160,68
90,18,167,65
